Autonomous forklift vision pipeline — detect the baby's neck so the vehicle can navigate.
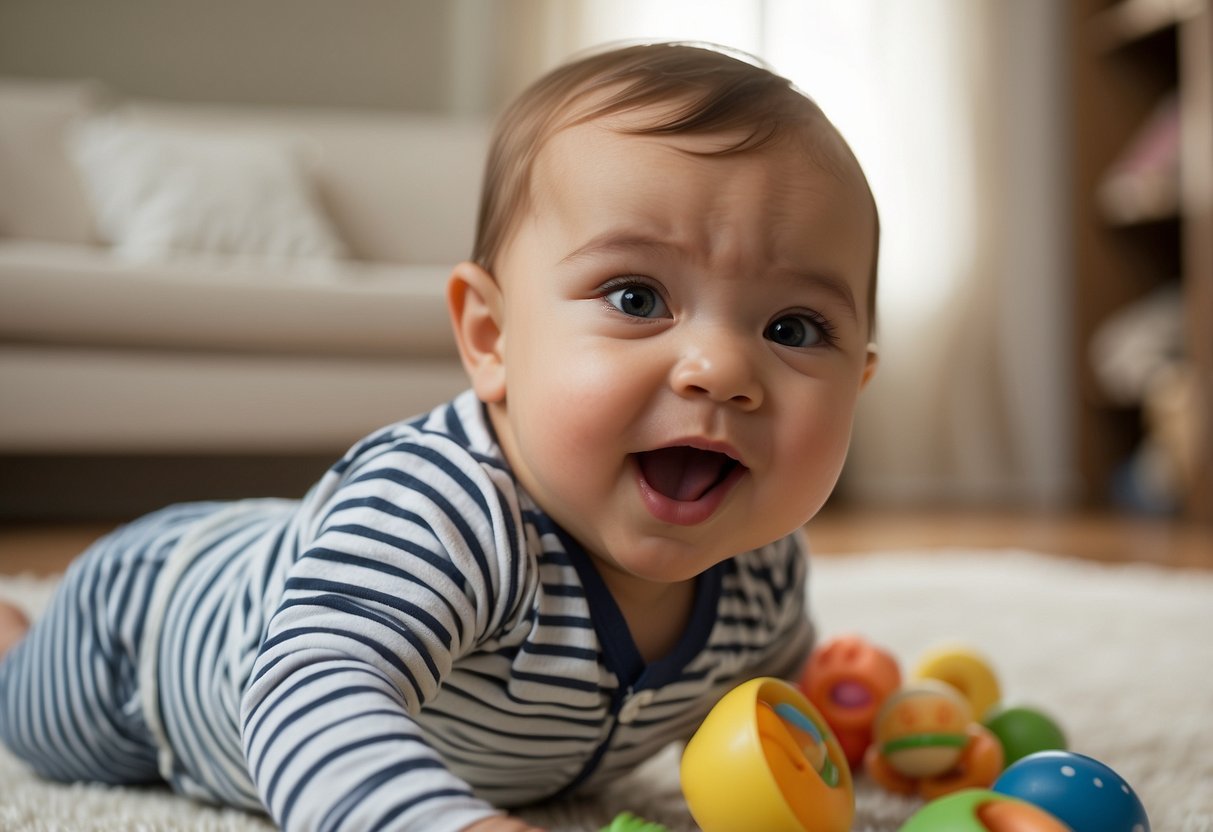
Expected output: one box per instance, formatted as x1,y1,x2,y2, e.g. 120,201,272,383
606,576,697,664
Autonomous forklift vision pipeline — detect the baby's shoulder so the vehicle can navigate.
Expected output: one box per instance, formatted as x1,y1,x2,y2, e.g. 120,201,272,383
723,532,808,607
733,530,807,571
299,394,523,540
335,393,513,487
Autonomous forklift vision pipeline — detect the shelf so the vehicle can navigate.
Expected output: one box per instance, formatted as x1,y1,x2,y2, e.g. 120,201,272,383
1071,0,1213,522
1097,93,1181,225
1091,0,1205,51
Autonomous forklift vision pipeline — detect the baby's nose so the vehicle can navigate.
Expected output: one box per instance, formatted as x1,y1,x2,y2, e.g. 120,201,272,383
669,336,763,410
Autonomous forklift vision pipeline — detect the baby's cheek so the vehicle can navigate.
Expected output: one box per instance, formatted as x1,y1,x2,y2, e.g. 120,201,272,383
546,356,645,435
513,369,622,471
778,403,855,504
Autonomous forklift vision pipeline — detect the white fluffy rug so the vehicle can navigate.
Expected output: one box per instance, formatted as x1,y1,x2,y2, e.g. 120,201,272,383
2,549,1211,831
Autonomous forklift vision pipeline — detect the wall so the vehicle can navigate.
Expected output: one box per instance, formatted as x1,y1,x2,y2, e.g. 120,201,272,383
0,0,457,111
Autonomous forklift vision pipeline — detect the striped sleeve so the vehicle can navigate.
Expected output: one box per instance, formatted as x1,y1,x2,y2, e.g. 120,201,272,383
240,436,527,832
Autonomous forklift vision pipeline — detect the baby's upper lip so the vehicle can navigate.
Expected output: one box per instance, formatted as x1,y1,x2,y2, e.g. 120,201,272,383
646,437,747,467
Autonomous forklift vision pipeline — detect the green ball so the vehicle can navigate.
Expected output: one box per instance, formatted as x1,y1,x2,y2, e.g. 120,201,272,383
898,789,1068,831
899,790,1006,831
599,812,671,832
983,706,1067,765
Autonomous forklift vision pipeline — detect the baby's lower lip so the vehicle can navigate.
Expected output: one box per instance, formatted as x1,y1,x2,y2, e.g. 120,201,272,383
633,457,747,526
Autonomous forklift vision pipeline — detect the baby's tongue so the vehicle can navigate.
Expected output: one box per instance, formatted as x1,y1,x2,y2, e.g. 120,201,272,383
639,447,729,502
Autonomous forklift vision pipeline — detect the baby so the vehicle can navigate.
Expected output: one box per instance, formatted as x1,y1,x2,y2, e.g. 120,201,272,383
0,42,878,831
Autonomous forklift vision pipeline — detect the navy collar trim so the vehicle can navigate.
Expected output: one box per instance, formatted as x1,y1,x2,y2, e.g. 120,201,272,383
548,522,725,692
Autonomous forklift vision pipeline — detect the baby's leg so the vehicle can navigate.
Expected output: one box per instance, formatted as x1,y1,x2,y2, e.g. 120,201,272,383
0,600,29,657
0,507,208,786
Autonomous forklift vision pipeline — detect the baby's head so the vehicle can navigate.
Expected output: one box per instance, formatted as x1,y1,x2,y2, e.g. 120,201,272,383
472,42,878,332
449,43,879,588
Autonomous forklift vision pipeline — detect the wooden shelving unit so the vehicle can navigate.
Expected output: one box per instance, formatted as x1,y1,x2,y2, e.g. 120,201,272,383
1069,0,1213,522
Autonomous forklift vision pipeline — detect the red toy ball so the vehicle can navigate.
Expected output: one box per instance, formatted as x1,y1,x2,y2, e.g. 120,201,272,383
799,634,901,768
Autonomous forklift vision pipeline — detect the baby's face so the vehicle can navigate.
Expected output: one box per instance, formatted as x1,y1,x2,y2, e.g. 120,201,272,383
486,116,876,589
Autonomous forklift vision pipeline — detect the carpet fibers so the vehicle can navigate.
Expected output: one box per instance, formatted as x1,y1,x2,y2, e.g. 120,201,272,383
1,549,1210,831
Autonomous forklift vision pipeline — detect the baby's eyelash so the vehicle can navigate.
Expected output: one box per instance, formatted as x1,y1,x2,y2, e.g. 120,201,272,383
597,276,660,295
803,309,839,344
765,308,840,350
596,276,671,321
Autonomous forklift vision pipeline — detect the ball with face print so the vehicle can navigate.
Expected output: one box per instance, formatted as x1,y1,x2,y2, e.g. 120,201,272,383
874,681,973,778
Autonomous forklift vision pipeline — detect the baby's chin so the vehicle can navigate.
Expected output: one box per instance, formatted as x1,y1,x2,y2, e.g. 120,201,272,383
591,529,757,584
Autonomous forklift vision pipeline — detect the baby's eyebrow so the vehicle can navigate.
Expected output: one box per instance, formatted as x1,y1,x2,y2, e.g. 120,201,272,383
560,231,678,265
787,270,859,321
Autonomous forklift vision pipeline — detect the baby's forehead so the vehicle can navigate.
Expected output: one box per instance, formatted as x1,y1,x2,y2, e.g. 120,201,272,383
523,116,876,281
532,112,871,213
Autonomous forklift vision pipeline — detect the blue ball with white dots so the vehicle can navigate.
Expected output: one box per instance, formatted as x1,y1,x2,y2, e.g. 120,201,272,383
992,750,1149,832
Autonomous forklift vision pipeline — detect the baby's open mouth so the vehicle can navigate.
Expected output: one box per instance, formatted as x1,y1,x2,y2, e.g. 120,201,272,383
636,446,744,502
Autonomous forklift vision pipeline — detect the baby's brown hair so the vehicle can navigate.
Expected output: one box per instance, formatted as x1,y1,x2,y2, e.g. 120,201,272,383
471,42,879,334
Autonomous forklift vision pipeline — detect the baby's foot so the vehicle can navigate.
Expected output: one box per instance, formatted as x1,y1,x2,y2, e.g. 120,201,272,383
0,601,30,658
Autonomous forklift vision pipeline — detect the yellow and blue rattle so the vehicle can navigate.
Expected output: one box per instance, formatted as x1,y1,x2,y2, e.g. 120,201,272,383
680,677,854,832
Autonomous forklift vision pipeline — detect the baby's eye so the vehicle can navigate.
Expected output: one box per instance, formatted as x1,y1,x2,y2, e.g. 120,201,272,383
604,284,669,319
764,313,830,348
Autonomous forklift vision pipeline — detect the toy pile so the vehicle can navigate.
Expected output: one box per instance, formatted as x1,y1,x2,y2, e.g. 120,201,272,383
800,635,1149,831
600,635,1150,832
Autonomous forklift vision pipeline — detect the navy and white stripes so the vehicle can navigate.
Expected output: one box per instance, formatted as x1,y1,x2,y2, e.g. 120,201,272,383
0,391,812,831
0,502,219,786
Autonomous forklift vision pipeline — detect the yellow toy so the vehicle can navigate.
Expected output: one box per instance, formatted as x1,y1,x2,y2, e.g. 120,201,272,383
681,677,854,832
912,644,1002,721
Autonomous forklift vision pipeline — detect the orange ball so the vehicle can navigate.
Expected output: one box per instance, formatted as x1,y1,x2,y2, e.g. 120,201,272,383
799,635,901,767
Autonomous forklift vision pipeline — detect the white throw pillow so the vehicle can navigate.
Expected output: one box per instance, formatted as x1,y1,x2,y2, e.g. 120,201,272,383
69,118,346,263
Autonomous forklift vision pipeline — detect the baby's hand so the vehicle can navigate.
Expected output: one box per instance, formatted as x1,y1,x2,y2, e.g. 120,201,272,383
0,600,30,658
462,815,548,832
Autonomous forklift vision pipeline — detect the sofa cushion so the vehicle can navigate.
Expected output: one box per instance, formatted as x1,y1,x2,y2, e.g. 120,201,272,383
0,241,456,358
0,77,109,245
69,118,347,263
0,344,469,453
118,102,491,265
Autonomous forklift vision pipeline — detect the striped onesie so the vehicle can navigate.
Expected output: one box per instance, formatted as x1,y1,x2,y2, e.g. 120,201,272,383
0,391,813,831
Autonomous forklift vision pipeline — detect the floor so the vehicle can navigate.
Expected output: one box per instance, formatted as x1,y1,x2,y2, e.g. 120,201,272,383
1,505,1210,576
806,504,1213,569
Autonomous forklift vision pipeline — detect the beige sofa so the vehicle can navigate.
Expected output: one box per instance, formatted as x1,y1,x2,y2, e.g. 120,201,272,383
0,78,491,459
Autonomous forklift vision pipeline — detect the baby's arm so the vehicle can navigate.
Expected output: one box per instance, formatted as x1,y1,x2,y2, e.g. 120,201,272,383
241,445,530,831
463,818,548,832
241,560,496,830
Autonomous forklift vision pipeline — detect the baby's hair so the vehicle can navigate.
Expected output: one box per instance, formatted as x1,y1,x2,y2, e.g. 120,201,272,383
472,41,879,335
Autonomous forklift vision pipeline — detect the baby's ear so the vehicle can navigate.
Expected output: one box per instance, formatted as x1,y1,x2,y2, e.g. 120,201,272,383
447,261,506,403
860,343,879,390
